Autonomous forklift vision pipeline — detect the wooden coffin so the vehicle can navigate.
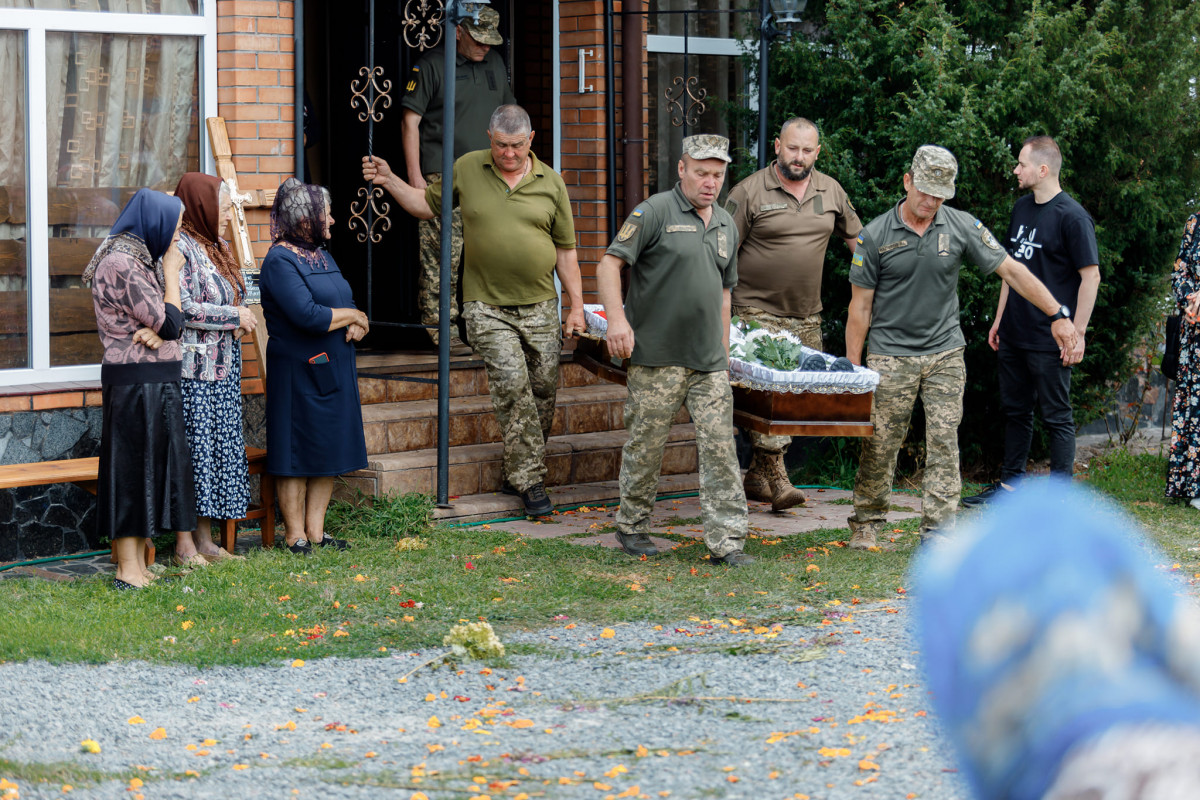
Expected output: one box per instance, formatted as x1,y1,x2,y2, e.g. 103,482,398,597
573,336,874,438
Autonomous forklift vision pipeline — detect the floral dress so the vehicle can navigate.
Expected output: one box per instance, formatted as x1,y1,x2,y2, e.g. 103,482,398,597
1167,213,1200,498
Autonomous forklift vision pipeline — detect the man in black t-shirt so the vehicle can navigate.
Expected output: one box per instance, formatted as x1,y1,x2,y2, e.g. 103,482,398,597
964,136,1101,506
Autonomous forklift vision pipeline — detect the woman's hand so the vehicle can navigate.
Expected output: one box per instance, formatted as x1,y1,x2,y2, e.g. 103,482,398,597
162,240,184,278
1187,291,1200,323
345,323,367,342
133,327,164,350
237,306,258,333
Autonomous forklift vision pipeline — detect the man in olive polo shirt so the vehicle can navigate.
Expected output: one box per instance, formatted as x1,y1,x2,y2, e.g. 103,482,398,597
399,5,517,347
845,145,1077,549
597,134,753,567
725,117,862,512
362,105,584,517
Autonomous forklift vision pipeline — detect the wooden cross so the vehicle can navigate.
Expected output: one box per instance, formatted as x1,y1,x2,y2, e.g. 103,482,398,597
206,116,273,386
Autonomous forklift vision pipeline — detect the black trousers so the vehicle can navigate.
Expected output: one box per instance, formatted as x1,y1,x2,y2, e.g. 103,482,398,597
997,343,1075,480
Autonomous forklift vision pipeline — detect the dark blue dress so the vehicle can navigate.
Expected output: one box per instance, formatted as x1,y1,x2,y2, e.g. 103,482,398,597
260,245,368,477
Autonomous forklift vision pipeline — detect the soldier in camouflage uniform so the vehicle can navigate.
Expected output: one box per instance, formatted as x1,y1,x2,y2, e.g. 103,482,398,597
597,135,753,566
845,145,1078,548
364,105,584,516
398,6,516,347
725,117,862,511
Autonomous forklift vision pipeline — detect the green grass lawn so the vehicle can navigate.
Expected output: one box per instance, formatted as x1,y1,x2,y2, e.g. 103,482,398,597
0,448,1187,667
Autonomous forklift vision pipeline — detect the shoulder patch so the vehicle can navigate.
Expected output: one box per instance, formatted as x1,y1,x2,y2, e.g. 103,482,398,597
406,80,417,92
982,228,1002,251
725,198,739,215
411,66,420,72
851,251,864,267
617,222,639,242
631,208,643,217
856,234,864,245
973,218,983,229
847,198,856,211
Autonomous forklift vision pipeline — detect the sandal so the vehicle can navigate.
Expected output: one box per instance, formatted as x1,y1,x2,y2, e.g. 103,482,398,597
286,539,313,555
171,553,209,570
201,547,245,563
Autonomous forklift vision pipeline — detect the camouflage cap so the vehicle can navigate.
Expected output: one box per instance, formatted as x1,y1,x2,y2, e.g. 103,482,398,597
461,5,502,46
910,145,958,200
682,134,732,164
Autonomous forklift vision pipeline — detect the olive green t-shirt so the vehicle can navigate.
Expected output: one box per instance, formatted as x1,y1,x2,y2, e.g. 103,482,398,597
427,149,576,307
849,201,1006,356
400,47,517,175
727,165,861,318
606,184,739,372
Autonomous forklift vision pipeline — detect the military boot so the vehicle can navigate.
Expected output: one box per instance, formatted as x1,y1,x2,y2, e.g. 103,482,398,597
743,450,774,503
765,452,806,511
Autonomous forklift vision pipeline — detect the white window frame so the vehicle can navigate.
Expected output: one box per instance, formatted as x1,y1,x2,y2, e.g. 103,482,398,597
0,5,216,388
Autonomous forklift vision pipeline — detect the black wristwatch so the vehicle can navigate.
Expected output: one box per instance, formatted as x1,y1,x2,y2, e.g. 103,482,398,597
1048,304,1071,322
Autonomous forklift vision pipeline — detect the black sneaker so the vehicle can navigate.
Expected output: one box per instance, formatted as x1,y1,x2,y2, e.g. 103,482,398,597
287,539,313,555
315,534,349,550
500,481,520,496
520,482,554,516
713,551,756,567
615,531,658,557
961,482,1013,508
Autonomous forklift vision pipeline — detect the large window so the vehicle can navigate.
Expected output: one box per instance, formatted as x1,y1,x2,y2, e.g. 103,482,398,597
0,3,213,385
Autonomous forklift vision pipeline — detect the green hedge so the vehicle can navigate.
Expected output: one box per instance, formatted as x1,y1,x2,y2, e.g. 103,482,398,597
735,0,1200,472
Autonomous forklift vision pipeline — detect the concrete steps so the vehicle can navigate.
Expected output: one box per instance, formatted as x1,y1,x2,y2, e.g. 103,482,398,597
339,351,700,519
342,423,698,499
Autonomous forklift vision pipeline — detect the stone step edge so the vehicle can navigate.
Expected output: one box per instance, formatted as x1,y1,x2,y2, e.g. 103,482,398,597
359,423,697,472
361,383,629,424
431,472,702,523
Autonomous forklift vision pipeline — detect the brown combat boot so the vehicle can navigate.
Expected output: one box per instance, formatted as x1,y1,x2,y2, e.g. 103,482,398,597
765,452,806,511
743,450,774,503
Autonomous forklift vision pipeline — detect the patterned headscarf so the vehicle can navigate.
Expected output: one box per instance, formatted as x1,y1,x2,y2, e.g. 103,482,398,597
270,177,332,268
82,189,183,285
174,172,245,302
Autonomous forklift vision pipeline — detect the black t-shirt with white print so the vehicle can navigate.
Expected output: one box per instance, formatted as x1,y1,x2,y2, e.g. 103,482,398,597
999,191,1098,351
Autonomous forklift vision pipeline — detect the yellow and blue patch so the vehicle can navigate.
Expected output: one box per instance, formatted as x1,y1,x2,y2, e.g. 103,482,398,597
973,219,983,229
851,251,864,267
632,208,643,217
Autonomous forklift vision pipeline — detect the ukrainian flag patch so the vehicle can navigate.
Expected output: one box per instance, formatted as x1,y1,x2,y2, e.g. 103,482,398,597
973,219,983,229
632,208,643,217
851,252,864,267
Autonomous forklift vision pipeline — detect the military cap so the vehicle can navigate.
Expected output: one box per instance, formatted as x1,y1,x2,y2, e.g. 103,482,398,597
910,145,958,200
461,5,503,46
682,134,732,164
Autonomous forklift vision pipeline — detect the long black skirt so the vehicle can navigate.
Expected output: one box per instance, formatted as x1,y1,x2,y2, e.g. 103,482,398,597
98,380,197,540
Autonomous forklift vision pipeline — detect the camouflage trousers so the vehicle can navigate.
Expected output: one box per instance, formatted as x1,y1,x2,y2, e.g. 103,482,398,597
732,305,822,454
849,347,965,536
418,172,464,345
616,366,747,557
463,299,560,491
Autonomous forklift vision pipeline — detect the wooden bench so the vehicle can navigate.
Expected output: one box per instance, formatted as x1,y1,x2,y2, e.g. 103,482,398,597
0,447,276,562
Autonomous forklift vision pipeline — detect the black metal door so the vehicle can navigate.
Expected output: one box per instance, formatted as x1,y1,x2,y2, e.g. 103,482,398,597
315,1,513,351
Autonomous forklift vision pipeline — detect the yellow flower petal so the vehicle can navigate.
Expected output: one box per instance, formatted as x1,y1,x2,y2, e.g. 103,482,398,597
148,728,167,740
127,716,146,724
600,628,615,639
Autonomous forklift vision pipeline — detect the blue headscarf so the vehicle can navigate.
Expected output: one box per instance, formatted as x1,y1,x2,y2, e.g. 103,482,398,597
110,189,184,263
82,188,183,284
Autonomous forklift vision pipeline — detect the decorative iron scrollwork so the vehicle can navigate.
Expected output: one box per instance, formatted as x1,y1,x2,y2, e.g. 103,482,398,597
347,186,392,244
349,66,393,123
402,0,445,51
665,76,708,128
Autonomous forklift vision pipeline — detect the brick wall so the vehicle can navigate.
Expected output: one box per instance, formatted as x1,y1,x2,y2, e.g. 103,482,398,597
216,0,297,261
558,1,647,303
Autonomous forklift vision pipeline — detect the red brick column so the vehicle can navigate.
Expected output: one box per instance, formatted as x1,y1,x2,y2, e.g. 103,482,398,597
216,0,297,260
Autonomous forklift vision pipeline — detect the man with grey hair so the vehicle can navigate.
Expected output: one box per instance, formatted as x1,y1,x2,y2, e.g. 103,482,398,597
598,134,754,566
397,4,516,348
724,117,862,511
362,104,584,517
845,145,1078,549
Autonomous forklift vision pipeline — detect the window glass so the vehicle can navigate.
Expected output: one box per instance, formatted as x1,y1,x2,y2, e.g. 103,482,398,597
648,0,738,39
646,52,747,195
46,30,200,366
0,1,199,14
0,29,29,370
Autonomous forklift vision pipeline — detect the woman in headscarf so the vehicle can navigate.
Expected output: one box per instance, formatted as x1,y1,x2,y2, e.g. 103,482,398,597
260,177,368,554
85,189,196,589
171,172,256,567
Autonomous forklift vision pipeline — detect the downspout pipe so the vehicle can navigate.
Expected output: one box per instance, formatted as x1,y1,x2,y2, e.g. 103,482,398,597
604,0,618,239
295,0,305,179
621,4,644,223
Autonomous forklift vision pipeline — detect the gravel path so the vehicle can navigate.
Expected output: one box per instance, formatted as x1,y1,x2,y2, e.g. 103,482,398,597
0,599,968,800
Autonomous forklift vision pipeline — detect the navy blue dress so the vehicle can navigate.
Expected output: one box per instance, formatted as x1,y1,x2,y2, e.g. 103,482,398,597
260,245,368,477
